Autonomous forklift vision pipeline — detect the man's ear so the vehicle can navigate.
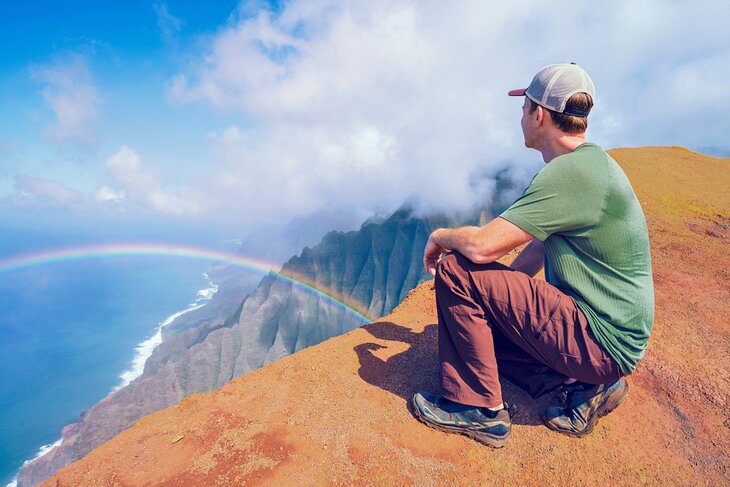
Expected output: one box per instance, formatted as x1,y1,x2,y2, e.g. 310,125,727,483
536,105,549,127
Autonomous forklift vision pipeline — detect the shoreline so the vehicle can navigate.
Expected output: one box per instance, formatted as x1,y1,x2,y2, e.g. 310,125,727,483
115,272,219,390
7,272,219,487
5,438,62,487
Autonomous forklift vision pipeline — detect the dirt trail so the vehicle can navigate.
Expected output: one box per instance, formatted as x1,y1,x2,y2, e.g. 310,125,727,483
45,147,729,486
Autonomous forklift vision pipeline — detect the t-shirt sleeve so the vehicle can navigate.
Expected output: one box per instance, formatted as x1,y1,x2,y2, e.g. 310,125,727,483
500,162,604,241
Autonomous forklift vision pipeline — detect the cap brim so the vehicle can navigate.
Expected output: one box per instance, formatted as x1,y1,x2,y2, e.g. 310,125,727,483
508,88,527,96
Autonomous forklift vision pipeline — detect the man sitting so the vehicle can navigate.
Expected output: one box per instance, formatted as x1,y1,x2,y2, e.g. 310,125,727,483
412,63,654,447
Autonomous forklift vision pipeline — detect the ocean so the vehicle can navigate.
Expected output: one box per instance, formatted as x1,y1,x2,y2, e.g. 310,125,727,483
0,224,218,486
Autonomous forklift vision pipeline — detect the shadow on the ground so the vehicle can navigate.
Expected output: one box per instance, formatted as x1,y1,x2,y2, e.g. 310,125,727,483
354,320,561,426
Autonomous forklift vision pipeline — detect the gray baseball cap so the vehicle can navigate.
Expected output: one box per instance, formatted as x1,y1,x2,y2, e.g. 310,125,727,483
509,63,595,116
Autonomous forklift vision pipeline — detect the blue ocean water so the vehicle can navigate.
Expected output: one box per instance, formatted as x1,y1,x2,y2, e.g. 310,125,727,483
0,227,215,486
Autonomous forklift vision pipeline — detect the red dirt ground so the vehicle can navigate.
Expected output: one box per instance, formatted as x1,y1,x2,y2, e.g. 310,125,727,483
45,147,728,486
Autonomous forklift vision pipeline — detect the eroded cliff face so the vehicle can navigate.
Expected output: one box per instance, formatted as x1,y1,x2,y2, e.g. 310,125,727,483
42,147,730,487
17,207,479,486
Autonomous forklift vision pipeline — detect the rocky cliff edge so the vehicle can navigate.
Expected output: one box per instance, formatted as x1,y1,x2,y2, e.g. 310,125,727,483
45,147,729,486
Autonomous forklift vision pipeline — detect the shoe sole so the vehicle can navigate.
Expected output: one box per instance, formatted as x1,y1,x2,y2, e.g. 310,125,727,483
543,380,629,438
410,396,510,448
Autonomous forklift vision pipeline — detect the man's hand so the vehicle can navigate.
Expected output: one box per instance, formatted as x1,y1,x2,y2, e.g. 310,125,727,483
422,219,534,275
423,231,448,276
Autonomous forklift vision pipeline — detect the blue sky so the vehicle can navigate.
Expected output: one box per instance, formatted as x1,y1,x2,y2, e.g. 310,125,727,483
1,0,728,228
0,1,242,196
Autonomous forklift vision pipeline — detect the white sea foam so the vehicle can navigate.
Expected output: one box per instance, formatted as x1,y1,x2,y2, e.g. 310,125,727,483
6,437,63,486
9,273,219,483
25,438,62,464
115,273,219,390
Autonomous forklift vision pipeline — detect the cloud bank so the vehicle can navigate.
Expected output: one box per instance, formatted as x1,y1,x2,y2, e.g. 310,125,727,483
11,1,729,223
165,0,730,221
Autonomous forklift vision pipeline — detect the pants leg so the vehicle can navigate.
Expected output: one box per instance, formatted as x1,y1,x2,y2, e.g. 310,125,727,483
436,252,622,408
492,327,568,398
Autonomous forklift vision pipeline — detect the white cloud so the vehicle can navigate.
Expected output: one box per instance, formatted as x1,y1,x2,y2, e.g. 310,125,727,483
8,175,83,208
1,148,199,215
171,1,520,218
155,2,185,45
103,145,200,215
206,125,244,143
165,0,730,221
5,0,724,223
95,185,125,203
31,55,99,144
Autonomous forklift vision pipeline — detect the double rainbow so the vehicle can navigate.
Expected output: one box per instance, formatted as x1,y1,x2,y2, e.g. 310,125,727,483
0,243,372,323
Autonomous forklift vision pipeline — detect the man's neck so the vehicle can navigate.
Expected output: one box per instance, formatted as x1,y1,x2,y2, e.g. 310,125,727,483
539,133,587,163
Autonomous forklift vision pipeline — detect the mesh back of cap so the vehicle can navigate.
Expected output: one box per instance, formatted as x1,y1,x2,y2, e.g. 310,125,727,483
526,64,595,113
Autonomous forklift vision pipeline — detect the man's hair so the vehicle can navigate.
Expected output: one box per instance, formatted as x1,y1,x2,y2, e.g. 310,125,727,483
527,93,593,134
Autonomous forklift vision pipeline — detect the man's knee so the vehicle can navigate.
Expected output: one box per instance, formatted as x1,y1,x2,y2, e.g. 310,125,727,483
436,252,486,296
436,252,509,294
435,252,464,284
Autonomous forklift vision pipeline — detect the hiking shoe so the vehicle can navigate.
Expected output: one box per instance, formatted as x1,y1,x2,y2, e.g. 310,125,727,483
411,392,511,448
543,378,629,437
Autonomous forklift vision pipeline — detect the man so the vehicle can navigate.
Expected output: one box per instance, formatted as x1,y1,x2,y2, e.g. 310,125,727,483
411,63,654,448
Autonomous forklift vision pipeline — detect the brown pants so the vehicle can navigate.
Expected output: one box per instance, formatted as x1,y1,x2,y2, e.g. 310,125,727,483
436,252,622,408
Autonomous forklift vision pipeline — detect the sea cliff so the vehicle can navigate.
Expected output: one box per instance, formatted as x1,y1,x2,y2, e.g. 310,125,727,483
17,206,487,486
42,146,730,486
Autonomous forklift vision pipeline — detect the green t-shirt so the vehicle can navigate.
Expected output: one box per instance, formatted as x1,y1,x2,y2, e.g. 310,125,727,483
500,143,654,375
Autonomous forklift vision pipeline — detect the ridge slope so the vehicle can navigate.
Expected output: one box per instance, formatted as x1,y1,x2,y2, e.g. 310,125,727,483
44,146,729,486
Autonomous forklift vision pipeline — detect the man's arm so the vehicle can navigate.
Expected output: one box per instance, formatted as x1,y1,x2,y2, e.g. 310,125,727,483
423,217,534,275
509,238,544,276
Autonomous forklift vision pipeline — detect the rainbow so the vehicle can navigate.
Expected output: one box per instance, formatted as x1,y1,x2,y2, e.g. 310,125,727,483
0,243,372,323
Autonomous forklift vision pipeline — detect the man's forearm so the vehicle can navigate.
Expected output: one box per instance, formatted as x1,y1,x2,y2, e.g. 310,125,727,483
509,238,544,276
428,217,534,265
430,226,481,254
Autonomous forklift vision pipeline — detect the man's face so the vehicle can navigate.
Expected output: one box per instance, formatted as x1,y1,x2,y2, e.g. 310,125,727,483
520,98,535,149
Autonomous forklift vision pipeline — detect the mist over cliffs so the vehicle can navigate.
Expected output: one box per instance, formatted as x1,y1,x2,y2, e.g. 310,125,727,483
18,201,497,486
